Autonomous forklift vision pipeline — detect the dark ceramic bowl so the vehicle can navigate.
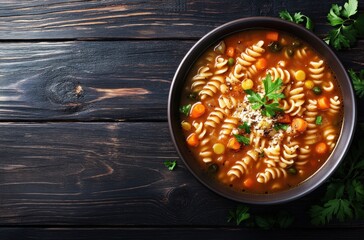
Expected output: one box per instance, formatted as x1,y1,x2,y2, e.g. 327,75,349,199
168,17,356,204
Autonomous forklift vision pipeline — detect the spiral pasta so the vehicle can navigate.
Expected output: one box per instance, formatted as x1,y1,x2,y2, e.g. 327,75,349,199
219,117,239,140
236,40,265,69
267,67,291,84
227,156,253,180
218,95,238,109
191,66,213,93
328,96,341,116
309,60,325,85
204,107,228,129
256,167,287,183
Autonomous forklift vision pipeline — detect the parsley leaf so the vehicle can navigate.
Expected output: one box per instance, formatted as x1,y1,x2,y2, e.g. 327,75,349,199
238,122,251,134
234,134,250,145
227,205,250,225
164,160,177,171
255,211,294,230
279,10,313,30
326,0,364,50
246,74,285,117
348,69,364,98
343,0,358,18
274,123,288,131
179,104,191,116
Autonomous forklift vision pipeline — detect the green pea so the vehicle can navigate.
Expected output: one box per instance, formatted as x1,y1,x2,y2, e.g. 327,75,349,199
286,47,294,57
228,58,235,66
288,167,297,175
312,86,322,95
208,163,219,174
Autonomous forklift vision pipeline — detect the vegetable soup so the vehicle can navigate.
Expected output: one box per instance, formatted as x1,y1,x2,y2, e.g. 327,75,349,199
179,29,343,194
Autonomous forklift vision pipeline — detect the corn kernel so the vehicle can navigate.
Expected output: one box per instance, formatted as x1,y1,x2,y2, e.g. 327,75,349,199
294,70,306,81
241,79,254,90
181,121,191,131
304,80,314,89
213,143,225,155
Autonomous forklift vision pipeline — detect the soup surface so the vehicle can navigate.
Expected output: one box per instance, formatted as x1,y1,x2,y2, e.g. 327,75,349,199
179,29,343,194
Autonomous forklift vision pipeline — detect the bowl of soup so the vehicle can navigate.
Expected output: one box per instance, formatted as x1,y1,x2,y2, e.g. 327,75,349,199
168,17,356,204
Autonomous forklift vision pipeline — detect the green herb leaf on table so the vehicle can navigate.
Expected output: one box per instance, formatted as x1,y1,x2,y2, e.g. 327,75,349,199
279,10,313,30
179,104,191,116
245,74,285,117
164,160,177,171
234,134,250,145
326,0,364,50
348,69,364,98
227,205,250,225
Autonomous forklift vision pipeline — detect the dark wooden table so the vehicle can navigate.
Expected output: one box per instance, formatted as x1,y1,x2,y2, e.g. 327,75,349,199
0,0,363,239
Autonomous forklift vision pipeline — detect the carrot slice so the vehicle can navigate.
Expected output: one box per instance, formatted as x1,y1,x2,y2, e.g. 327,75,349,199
278,114,292,123
227,137,241,150
266,32,279,41
186,133,199,147
315,142,328,155
317,96,330,110
226,47,235,57
256,58,267,70
190,102,206,119
244,178,254,188
291,117,308,132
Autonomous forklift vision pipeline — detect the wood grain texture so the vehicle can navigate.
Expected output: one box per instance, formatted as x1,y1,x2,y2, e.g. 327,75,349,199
0,40,362,121
0,41,193,121
1,121,360,227
0,0,363,40
1,227,364,240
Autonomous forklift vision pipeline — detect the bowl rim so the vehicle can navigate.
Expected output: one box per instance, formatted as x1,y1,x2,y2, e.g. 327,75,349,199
168,16,357,204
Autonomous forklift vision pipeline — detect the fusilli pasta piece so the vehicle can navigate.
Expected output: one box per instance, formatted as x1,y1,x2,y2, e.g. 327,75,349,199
256,167,287,183
328,96,341,116
227,156,253,180
267,67,291,84
199,75,225,100
204,107,228,129
236,40,265,69
193,122,212,163
191,66,212,93
219,117,239,140
309,60,325,85
218,95,238,109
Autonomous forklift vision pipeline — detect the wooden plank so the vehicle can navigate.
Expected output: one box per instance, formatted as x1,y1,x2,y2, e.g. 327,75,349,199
0,40,193,121
0,0,363,39
0,40,363,121
1,227,364,240
1,121,361,226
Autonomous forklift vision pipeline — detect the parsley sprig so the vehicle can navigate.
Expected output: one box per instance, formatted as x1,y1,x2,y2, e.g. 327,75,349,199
245,74,285,117
348,69,364,98
164,160,177,171
228,205,294,229
227,205,250,225
279,10,314,30
309,132,364,225
325,0,364,50
234,134,250,145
